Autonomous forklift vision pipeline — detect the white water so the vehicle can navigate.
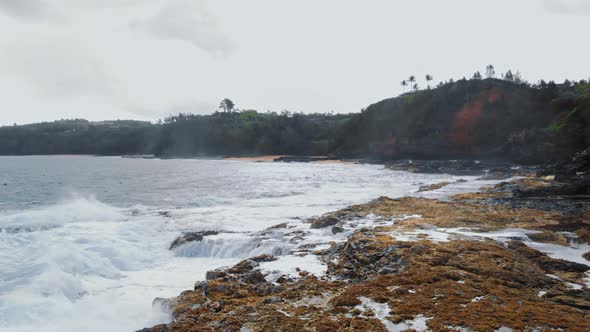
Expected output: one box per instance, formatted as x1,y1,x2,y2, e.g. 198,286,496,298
0,156,484,332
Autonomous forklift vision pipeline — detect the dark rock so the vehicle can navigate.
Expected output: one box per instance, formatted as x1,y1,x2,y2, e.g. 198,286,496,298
268,222,288,229
242,271,266,284
289,236,304,244
249,254,277,263
158,211,172,218
507,240,590,273
206,270,227,281
417,181,451,192
227,259,259,274
273,156,338,163
213,284,230,293
169,231,219,250
194,281,208,291
310,215,340,229
263,296,284,304
331,225,345,234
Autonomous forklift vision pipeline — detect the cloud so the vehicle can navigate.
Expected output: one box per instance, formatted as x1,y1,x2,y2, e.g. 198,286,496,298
0,42,112,98
130,1,235,58
0,0,63,22
543,0,590,15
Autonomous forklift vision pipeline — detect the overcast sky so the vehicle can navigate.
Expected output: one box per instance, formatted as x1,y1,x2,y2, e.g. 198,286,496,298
0,0,588,125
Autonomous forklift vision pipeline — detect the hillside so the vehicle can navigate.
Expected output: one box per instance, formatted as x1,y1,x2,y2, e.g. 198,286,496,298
1,77,588,163
335,78,590,163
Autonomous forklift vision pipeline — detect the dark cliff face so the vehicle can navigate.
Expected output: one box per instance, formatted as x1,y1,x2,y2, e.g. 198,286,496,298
335,79,590,164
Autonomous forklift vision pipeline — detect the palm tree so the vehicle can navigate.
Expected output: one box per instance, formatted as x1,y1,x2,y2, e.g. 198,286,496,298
425,75,433,89
485,65,495,79
401,80,408,93
219,98,235,113
408,75,416,87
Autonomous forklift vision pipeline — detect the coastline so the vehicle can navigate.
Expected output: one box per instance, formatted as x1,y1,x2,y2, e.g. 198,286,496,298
140,153,590,332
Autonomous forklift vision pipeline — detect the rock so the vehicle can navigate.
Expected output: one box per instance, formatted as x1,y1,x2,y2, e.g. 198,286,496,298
263,296,284,304
169,231,219,250
227,259,259,274
273,156,338,163
158,211,172,218
268,222,288,229
527,231,568,246
507,240,590,273
331,225,345,234
194,281,208,291
249,254,277,263
417,181,450,192
309,215,340,229
206,270,227,281
576,229,590,244
213,284,230,293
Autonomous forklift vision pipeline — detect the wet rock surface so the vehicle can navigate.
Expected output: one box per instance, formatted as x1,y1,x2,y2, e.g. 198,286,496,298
142,155,590,332
385,159,536,178
169,231,219,250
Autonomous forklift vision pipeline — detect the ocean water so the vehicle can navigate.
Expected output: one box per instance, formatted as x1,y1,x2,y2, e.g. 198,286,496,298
0,156,479,332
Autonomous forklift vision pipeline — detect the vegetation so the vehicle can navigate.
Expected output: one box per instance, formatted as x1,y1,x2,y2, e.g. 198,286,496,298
1,66,589,163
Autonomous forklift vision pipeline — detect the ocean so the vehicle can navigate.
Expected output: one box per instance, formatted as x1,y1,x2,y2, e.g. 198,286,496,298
0,156,483,332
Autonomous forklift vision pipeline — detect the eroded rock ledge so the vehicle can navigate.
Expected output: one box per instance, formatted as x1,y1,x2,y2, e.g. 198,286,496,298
141,173,590,332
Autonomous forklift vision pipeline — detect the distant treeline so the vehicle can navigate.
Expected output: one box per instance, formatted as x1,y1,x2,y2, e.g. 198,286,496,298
1,71,589,163
0,113,351,157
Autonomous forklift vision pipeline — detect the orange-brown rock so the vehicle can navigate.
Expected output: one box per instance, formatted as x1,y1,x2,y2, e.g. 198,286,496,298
140,176,590,332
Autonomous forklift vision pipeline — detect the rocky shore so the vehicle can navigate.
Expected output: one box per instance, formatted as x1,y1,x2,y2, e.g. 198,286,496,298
140,149,590,332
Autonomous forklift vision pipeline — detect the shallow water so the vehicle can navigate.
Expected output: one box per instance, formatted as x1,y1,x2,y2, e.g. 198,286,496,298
0,156,478,332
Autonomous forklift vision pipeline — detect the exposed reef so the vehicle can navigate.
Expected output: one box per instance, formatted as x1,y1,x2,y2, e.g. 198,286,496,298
141,149,590,332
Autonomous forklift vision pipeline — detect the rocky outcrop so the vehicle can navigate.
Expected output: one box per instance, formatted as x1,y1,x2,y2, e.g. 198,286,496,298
142,226,590,331
169,231,219,250
143,158,590,332
273,156,339,163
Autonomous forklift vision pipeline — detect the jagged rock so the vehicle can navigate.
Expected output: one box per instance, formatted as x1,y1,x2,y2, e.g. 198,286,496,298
169,231,219,249
141,174,590,332
227,259,259,274
206,270,227,281
577,228,590,244
417,181,450,192
249,254,277,263
527,231,568,245
273,156,338,163
309,215,340,229
507,240,590,273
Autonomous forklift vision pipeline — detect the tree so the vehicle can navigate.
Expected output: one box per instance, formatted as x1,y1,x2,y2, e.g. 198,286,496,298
485,65,495,79
408,75,416,88
504,70,514,81
219,98,235,113
514,71,523,84
472,71,482,80
412,83,419,92
425,75,433,89
401,80,408,93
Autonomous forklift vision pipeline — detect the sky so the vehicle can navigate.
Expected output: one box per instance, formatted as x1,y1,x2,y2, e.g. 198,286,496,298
0,0,589,125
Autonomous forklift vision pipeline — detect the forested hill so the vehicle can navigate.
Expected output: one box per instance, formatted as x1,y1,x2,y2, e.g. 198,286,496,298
1,76,589,163
336,78,590,163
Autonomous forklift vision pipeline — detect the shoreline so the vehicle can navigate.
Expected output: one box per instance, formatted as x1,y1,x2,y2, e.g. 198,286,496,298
140,150,590,331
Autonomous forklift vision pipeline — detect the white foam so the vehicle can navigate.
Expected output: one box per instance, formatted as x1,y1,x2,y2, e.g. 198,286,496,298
0,158,508,332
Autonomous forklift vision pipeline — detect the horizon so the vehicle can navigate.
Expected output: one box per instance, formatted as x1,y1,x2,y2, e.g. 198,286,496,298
1,0,589,125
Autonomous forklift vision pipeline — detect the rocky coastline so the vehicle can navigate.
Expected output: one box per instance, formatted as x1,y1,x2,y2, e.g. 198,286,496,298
140,149,590,332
